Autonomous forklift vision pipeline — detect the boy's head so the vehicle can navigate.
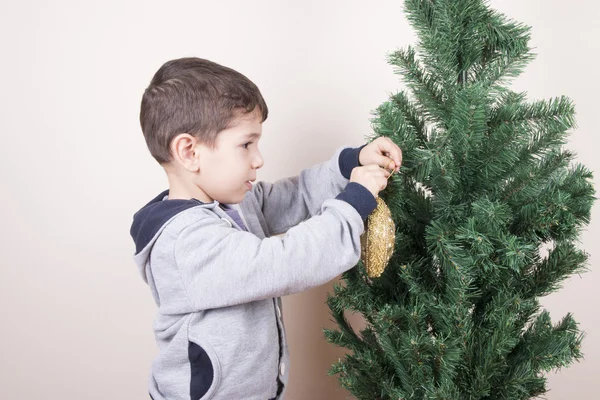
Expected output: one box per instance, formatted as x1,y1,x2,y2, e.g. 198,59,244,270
140,57,268,204
140,57,268,164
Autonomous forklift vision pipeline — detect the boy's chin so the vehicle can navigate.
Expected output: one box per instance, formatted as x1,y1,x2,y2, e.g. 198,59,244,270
219,193,245,205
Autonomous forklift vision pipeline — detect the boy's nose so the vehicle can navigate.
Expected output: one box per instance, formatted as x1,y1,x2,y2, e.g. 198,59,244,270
252,151,264,169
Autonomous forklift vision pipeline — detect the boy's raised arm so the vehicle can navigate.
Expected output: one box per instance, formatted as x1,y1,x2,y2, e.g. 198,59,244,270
173,198,366,311
245,145,366,236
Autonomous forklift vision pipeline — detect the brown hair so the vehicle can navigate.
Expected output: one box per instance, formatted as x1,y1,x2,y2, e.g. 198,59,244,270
139,57,268,164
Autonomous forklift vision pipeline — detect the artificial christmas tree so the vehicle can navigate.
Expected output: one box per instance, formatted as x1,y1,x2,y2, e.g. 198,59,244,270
325,1,595,398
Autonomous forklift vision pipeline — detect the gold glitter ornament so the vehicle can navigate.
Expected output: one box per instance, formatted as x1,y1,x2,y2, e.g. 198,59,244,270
360,196,396,278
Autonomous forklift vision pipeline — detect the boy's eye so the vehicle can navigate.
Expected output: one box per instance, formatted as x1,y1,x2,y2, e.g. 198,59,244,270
242,142,252,149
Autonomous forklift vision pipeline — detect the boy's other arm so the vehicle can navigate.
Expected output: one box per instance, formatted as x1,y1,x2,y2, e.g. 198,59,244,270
174,195,374,311
247,145,365,236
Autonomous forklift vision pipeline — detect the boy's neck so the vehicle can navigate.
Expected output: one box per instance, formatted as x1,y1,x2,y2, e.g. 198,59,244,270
165,169,212,203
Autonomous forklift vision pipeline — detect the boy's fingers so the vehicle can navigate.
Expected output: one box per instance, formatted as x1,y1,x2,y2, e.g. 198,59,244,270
377,138,402,170
363,163,391,175
379,176,388,190
371,153,396,170
365,164,382,170
394,148,402,169
386,148,402,170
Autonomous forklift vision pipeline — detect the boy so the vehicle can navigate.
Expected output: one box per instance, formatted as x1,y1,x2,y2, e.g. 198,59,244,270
130,57,402,400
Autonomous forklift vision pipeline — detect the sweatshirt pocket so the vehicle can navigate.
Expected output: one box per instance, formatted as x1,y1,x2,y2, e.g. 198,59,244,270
188,338,221,400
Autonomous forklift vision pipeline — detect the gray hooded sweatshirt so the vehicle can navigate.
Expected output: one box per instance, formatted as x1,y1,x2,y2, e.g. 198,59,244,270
130,146,375,400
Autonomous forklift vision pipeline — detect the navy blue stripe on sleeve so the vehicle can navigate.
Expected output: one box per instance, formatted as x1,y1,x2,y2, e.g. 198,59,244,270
338,144,367,179
335,182,377,220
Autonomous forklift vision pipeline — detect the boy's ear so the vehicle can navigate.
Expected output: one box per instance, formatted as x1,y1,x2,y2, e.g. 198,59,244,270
170,133,201,172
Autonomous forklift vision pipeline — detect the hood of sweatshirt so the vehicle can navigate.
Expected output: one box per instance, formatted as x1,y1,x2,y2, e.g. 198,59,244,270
130,189,216,282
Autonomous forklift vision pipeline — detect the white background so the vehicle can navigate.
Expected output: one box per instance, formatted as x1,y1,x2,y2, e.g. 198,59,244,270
0,1,597,399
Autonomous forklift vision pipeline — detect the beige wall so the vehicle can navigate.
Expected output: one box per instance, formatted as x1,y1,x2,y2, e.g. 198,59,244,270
0,0,597,398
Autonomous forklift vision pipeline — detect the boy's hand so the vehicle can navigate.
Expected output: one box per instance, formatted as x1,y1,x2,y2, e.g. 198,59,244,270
359,137,403,172
350,165,390,198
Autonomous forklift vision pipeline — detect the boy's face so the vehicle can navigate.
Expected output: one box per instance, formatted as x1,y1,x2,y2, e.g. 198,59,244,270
195,109,264,204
